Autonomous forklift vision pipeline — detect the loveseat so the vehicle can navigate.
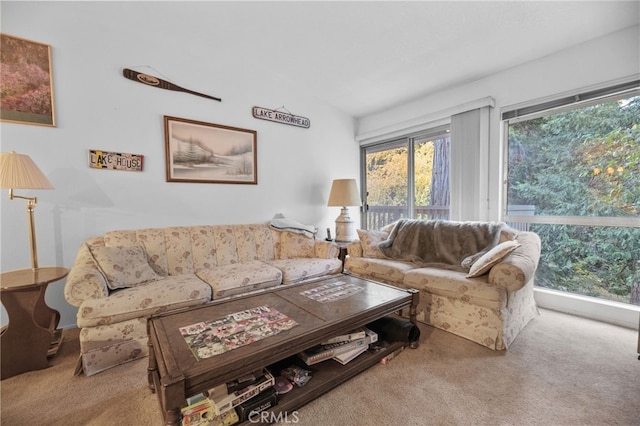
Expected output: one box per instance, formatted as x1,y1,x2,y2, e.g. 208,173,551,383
64,223,342,376
344,219,540,350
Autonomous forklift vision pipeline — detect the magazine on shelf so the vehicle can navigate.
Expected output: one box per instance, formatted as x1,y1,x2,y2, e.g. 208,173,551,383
299,327,378,366
208,369,275,415
333,344,369,365
320,327,367,345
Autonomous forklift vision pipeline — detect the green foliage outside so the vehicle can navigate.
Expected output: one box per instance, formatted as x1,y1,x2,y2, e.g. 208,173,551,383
508,96,640,305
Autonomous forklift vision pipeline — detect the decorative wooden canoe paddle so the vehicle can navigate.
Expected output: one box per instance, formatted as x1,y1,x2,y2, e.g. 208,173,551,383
122,68,221,102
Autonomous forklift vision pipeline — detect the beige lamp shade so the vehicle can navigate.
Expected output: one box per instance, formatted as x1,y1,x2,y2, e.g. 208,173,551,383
327,179,361,207
0,151,54,189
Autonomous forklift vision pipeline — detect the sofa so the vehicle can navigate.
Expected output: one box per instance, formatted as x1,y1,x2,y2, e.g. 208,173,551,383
64,223,342,376
344,219,541,350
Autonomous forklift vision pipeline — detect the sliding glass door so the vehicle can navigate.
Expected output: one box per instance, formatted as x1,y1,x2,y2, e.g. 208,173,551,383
361,126,450,230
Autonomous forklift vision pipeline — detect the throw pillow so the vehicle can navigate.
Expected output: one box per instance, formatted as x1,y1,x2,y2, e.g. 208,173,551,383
356,229,389,259
280,232,315,259
466,240,521,278
88,244,160,290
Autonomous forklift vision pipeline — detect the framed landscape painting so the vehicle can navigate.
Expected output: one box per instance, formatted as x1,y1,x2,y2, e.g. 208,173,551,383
164,116,257,184
0,34,55,126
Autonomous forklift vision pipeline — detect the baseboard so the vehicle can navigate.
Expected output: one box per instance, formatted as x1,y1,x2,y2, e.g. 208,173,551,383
534,287,640,330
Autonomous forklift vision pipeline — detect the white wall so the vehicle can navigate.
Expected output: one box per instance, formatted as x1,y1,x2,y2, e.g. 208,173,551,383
0,2,359,328
357,25,640,221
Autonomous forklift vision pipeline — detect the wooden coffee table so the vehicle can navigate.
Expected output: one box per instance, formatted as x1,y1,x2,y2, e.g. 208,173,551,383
147,275,419,425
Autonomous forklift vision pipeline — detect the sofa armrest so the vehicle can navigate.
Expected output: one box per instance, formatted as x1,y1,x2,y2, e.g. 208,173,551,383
314,240,340,259
346,241,363,258
64,239,109,307
488,231,541,292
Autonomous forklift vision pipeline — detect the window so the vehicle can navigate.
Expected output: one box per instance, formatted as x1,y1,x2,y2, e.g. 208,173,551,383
503,84,640,307
361,126,450,230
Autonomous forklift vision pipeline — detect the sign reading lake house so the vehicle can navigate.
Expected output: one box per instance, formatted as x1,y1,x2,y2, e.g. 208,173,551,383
252,106,310,129
89,150,143,172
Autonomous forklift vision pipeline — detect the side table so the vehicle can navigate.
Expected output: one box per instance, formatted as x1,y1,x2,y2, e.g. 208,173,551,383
1,266,68,379
334,241,349,271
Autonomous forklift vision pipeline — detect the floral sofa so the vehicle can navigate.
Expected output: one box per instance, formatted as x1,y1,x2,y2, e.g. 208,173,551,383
344,219,541,350
64,223,341,376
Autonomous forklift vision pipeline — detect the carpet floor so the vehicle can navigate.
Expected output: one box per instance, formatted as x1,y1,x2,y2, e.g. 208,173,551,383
1,308,638,425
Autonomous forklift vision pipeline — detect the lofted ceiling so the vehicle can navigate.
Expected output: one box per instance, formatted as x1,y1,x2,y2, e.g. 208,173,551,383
169,1,639,118
48,1,640,119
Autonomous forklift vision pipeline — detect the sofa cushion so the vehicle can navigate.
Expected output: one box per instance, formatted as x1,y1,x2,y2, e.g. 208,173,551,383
196,261,282,299
77,274,211,327
356,229,389,259
466,240,521,278
344,257,419,286
404,267,506,309
87,245,160,290
266,258,342,284
280,232,316,259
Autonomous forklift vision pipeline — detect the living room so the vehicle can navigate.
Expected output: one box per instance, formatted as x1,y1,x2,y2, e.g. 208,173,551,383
1,1,639,425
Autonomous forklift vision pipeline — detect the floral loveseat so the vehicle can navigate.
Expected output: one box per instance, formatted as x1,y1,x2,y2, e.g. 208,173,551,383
65,223,341,376
344,219,540,350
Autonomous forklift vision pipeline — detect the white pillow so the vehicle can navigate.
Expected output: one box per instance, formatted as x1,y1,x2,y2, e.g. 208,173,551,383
88,244,159,289
466,240,521,278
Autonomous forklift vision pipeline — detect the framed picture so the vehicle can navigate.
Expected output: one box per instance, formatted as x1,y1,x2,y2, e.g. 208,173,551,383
0,34,55,126
164,116,257,184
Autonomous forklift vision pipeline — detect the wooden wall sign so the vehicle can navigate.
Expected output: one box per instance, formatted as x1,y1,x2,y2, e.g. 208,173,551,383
122,68,221,102
252,106,310,128
89,149,143,171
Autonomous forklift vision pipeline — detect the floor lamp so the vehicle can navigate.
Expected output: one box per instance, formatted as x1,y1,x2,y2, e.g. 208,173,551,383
0,151,54,270
327,178,361,242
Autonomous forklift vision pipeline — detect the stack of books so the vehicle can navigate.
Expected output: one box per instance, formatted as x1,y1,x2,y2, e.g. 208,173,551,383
180,368,277,426
298,327,378,366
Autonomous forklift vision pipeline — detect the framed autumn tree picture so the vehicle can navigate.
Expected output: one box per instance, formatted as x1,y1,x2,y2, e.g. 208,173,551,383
0,34,55,127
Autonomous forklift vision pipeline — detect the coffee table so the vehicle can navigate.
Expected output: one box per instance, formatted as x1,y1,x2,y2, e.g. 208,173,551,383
147,275,419,425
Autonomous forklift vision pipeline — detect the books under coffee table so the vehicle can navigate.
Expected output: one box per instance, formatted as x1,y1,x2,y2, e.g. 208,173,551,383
147,275,419,426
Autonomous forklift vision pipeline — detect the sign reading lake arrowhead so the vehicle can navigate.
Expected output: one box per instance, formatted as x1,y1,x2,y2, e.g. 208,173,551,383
252,106,310,128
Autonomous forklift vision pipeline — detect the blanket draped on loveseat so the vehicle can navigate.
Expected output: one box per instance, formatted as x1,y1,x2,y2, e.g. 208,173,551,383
345,219,540,350
379,219,505,269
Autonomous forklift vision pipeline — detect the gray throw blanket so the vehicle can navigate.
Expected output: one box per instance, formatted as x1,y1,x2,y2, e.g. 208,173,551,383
379,219,505,270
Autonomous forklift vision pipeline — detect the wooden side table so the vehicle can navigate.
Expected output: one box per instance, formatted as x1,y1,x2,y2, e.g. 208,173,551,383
1,266,68,379
334,241,349,271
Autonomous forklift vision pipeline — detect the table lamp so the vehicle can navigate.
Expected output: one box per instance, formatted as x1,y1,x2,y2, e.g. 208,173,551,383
0,151,54,270
327,178,361,242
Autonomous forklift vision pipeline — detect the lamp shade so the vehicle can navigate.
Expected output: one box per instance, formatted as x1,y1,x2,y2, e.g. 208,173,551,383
327,178,361,207
0,151,54,189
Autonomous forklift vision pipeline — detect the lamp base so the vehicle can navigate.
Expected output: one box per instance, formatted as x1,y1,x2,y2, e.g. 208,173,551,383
334,207,357,242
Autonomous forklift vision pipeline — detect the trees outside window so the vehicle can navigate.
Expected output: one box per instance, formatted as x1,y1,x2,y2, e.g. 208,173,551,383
505,92,639,306
362,128,450,230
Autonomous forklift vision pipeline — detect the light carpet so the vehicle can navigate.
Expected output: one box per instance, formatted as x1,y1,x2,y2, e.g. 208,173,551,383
1,308,638,426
